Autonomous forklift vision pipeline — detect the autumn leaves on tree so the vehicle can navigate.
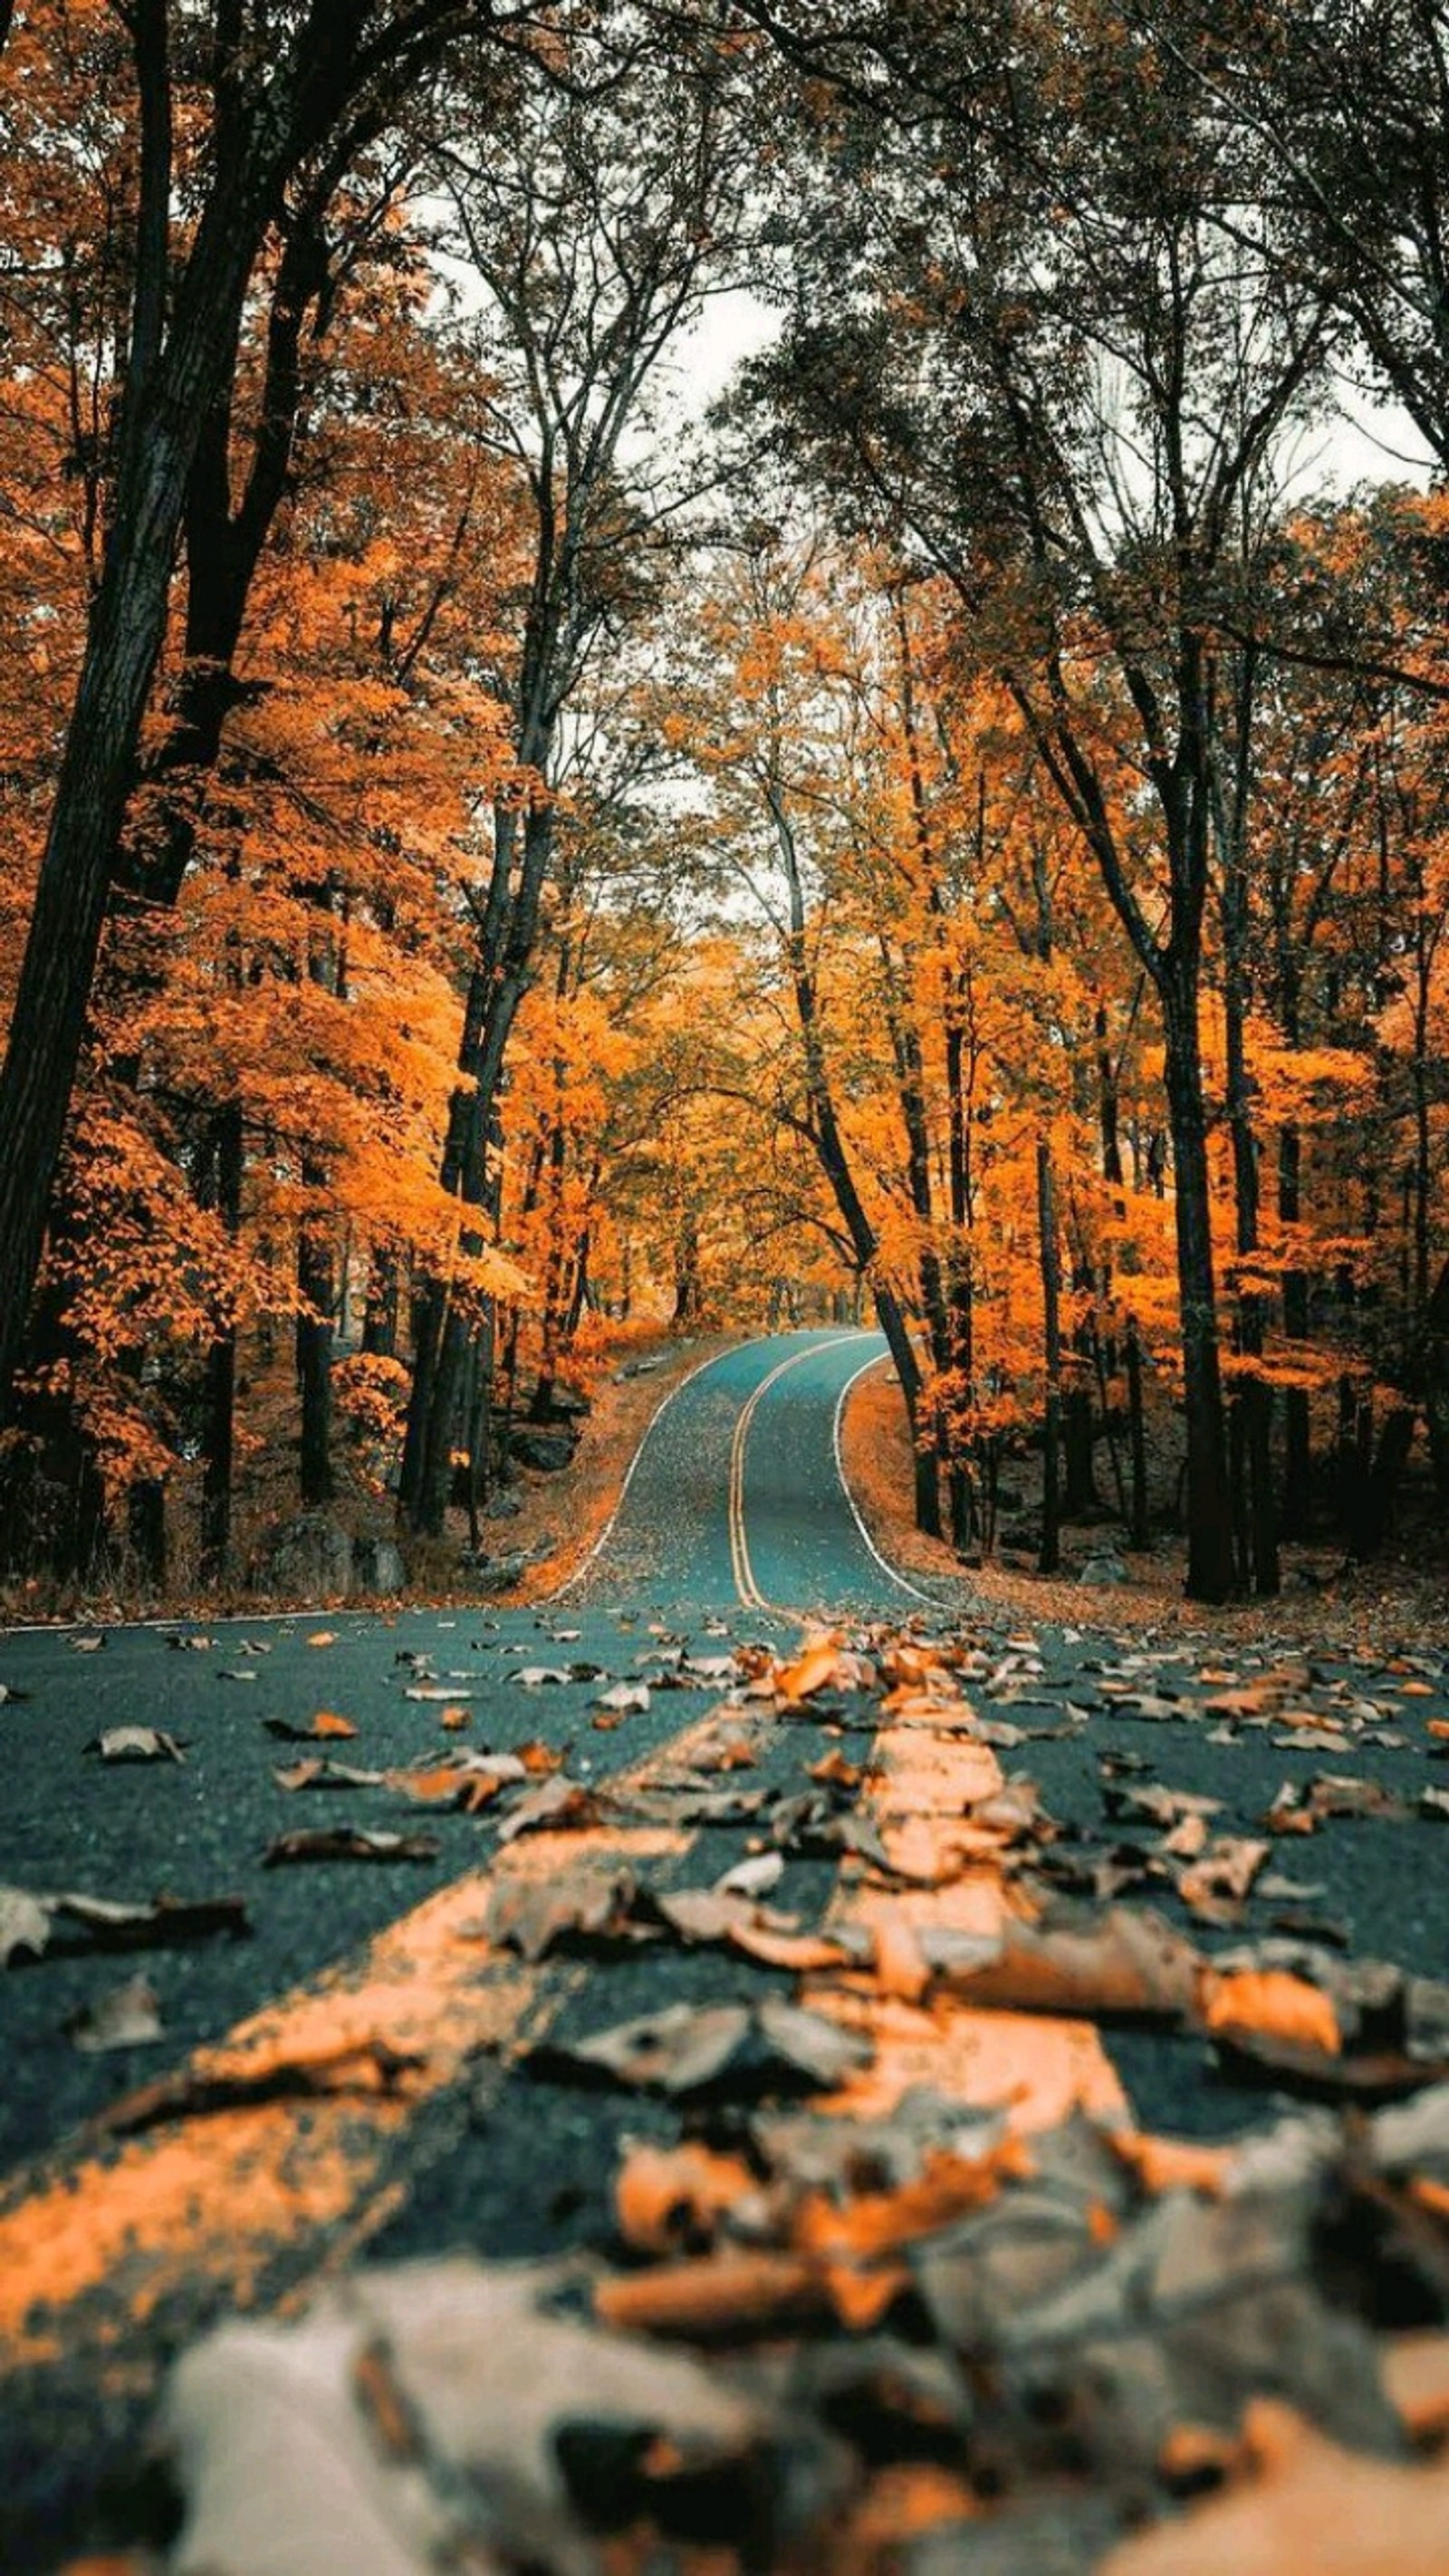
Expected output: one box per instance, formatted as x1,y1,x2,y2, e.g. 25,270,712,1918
0,0,1445,1605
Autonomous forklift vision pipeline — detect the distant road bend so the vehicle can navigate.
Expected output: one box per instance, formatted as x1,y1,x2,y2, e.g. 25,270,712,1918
565,1327,944,1619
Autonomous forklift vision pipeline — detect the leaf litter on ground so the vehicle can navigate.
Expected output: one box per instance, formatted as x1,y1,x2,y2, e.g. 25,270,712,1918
43,1608,1449,2571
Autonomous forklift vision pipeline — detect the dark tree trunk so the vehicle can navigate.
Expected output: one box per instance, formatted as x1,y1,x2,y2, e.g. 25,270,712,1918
1126,1317,1151,1551
0,99,308,1416
1037,1140,1061,1575
402,803,554,1537
199,1102,245,1580
1277,1120,1312,1540
1161,976,1237,1601
296,1166,335,1508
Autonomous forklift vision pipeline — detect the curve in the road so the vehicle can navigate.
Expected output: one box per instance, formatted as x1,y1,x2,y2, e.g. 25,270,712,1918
562,1329,947,1619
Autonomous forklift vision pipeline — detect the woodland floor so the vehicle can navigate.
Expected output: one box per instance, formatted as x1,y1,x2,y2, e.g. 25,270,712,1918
839,1356,1449,1658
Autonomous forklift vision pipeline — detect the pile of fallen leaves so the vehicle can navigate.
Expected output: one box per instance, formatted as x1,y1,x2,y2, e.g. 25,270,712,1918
54,1619,1449,2575
131,2084,1449,2575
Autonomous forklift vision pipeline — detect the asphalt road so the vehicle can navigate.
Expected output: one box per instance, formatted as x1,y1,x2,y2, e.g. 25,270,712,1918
4,1328,1449,2566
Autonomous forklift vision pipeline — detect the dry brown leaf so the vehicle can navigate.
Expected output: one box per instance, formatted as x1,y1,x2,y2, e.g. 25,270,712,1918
515,1738,566,1775
1109,2131,1238,2198
775,1639,846,1702
91,1726,187,1764
263,1827,440,1867
485,1865,642,1962
595,2251,822,2338
530,1995,872,2098
615,2140,759,2254
927,1906,1201,2021
306,1631,338,1648
1176,1837,1271,1924
1101,2398,1449,2575
1382,2331,1449,2437
1199,1967,1342,2057
494,1778,603,1843
810,1748,863,1792
66,1972,164,2052
873,1915,932,2003
273,1756,386,1793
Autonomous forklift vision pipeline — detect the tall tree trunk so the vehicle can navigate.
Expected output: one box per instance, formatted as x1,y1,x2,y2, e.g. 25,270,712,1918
296,1165,335,1508
199,1101,244,1580
402,803,554,1537
1160,976,1236,1602
1223,926,1280,1596
1037,1139,1061,1575
0,101,300,1415
1277,1120,1312,1540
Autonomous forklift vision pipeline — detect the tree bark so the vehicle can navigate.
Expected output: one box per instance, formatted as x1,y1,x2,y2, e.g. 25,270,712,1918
1160,976,1237,1602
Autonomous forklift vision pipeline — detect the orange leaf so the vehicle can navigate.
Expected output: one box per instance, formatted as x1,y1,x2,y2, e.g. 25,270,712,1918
615,2142,757,2255
312,1711,358,1740
1199,1968,1340,2056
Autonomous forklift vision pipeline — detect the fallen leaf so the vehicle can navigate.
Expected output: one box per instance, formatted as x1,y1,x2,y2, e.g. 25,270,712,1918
529,1996,872,2098
96,2035,428,2139
1199,1968,1342,2057
594,2251,821,2339
486,1866,644,1961
810,1748,862,1792
1176,1838,1271,1925
90,1726,187,1764
593,1681,650,1715
5,1888,250,1960
66,1972,164,2052
306,1631,338,1648
715,1851,785,1899
615,2140,760,2254
494,1777,607,1843
775,1639,846,1702
0,1884,53,1966
1101,2398,1449,2575
273,1758,386,1793
264,1715,362,1745
925,1907,1202,2021
263,1828,440,1866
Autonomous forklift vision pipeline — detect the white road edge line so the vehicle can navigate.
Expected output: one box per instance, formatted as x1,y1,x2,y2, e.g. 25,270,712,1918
831,1350,954,1611
730,1331,866,1612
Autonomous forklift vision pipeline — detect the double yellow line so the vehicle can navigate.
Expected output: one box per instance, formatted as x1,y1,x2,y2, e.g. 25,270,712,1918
727,1335,863,1611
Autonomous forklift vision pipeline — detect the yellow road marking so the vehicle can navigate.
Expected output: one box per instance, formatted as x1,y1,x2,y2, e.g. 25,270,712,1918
0,1711,750,2372
728,1333,864,1611
806,1697,1128,2135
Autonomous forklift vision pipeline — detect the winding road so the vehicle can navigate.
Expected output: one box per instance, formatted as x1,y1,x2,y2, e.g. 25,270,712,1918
568,1326,937,1616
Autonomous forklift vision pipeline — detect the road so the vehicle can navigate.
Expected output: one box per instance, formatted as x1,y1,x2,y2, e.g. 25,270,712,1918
2,1328,1449,2568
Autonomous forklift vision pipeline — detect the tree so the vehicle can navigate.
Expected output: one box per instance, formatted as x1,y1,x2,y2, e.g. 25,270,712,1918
0,0,538,1423
744,8,1330,1596
398,11,756,1532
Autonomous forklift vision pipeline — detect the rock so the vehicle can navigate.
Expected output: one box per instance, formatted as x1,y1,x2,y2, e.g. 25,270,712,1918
485,1488,523,1520
258,1513,354,1601
508,1426,578,1474
615,1355,663,1380
541,1386,590,1419
1079,1551,1129,1586
474,1550,530,1593
999,1519,1042,1551
352,1536,407,1595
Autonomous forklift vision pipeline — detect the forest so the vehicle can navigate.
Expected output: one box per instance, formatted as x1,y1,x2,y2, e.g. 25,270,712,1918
0,0,1444,1610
